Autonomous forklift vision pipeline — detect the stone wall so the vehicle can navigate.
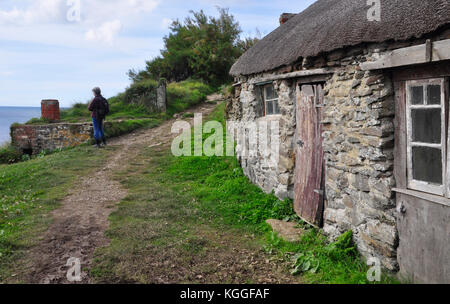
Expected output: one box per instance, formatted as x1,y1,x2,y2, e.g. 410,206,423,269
321,57,398,271
11,123,93,155
228,42,411,271
229,79,296,199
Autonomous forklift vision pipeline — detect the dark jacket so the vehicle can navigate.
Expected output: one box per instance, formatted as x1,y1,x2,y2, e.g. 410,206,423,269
89,95,106,119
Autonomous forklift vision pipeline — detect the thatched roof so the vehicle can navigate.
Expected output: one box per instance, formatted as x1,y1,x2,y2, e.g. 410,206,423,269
230,0,450,76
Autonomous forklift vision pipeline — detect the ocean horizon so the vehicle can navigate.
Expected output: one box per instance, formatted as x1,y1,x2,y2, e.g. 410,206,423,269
0,106,42,145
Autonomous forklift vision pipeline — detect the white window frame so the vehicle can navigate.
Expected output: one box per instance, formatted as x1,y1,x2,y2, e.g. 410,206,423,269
263,84,280,116
406,78,447,196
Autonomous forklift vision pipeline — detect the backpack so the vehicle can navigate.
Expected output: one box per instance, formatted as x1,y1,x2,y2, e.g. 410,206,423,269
96,97,110,119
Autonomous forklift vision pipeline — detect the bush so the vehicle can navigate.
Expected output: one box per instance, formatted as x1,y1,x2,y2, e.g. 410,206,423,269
123,79,159,108
166,80,214,115
128,8,256,86
60,102,91,122
0,144,22,164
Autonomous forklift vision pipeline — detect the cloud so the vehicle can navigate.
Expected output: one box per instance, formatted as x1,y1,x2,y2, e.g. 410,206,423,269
0,0,66,25
0,0,160,26
127,0,159,13
161,18,172,29
85,20,122,45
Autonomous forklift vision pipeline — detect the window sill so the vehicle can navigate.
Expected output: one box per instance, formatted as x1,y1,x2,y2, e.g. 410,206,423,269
393,188,450,208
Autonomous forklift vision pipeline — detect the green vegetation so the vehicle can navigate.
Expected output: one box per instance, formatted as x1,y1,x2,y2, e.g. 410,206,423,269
163,104,397,283
122,79,159,110
166,80,215,115
128,8,259,86
0,146,112,281
58,97,164,124
0,143,22,165
91,103,395,284
24,118,52,125
21,79,215,124
104,119,163,139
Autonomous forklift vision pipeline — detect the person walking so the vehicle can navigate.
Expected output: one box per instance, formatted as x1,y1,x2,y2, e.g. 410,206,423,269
88,87,109,148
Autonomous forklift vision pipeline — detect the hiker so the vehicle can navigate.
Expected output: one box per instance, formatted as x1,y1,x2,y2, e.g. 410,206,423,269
88,87,109,148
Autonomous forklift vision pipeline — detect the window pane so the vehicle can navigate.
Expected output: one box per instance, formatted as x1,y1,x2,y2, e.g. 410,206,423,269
412,146,443,185
266,100,274,115
272,87,278,99
274,101,280,114
427,85,441,105
265,85,278,100
411,108,441,144
410,86,424,105
265,86,274,100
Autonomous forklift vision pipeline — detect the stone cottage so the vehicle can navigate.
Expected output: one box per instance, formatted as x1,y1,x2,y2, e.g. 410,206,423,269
228,0,450,283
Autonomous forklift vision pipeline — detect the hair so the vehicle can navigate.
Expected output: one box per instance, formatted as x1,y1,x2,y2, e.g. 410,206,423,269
92,87,101,96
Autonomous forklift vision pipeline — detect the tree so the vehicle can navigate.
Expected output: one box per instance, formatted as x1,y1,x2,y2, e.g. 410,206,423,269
129,8,258,86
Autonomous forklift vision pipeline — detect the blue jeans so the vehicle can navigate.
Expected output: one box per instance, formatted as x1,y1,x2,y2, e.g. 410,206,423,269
92,117,105,141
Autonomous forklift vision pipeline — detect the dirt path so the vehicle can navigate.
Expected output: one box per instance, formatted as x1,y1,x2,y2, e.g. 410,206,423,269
25,102,218,284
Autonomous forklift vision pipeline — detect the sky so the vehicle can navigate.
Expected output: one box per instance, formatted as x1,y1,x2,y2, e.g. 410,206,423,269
0,0,316,107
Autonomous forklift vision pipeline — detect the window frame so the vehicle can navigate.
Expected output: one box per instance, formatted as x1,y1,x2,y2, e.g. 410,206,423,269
406,78,448,196
262,84,280,116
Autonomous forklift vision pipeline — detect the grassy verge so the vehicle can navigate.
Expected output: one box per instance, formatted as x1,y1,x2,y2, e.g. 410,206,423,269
0,143,22,165
0,145,113,282
28,79,216,124
91,103,396,284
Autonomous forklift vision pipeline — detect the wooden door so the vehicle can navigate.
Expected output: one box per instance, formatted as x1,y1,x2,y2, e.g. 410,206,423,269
294,84,325,227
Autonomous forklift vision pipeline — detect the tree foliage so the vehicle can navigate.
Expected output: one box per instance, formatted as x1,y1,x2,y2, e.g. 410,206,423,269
128,8,259,87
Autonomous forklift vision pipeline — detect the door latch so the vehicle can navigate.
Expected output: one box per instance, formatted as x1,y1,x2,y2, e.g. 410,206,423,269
297,140,305,148
396,202,406,215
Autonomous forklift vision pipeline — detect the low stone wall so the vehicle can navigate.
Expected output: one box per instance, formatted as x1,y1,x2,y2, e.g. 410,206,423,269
11,123,93,155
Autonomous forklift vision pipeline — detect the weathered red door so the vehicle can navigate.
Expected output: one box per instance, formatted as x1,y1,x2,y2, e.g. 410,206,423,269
294,84,325,226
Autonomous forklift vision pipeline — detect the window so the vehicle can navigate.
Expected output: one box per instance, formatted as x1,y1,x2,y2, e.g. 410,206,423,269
406,79,447,196
263,84,280,116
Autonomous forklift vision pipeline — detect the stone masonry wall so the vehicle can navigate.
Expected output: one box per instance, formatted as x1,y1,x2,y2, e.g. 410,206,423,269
321,60,398,271
229,79,296,199
11,123,93,155
228,42,417,271
230,32,450,272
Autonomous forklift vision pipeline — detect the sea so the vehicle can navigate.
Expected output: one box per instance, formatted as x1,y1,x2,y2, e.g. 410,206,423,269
0,107,42,145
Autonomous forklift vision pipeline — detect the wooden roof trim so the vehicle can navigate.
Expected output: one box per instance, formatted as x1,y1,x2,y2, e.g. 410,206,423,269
249,68,340,85
361,39,450,71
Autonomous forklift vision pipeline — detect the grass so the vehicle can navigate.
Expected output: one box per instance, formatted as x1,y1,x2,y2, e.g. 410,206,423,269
24,79,216,124
1,100,398,284
91,102,396,284
166,80,215,115
0,143,22,165
104,119,163,139
0,145,112,282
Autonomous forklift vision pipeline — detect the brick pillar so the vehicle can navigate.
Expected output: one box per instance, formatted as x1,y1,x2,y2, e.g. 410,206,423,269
41,99,60,122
